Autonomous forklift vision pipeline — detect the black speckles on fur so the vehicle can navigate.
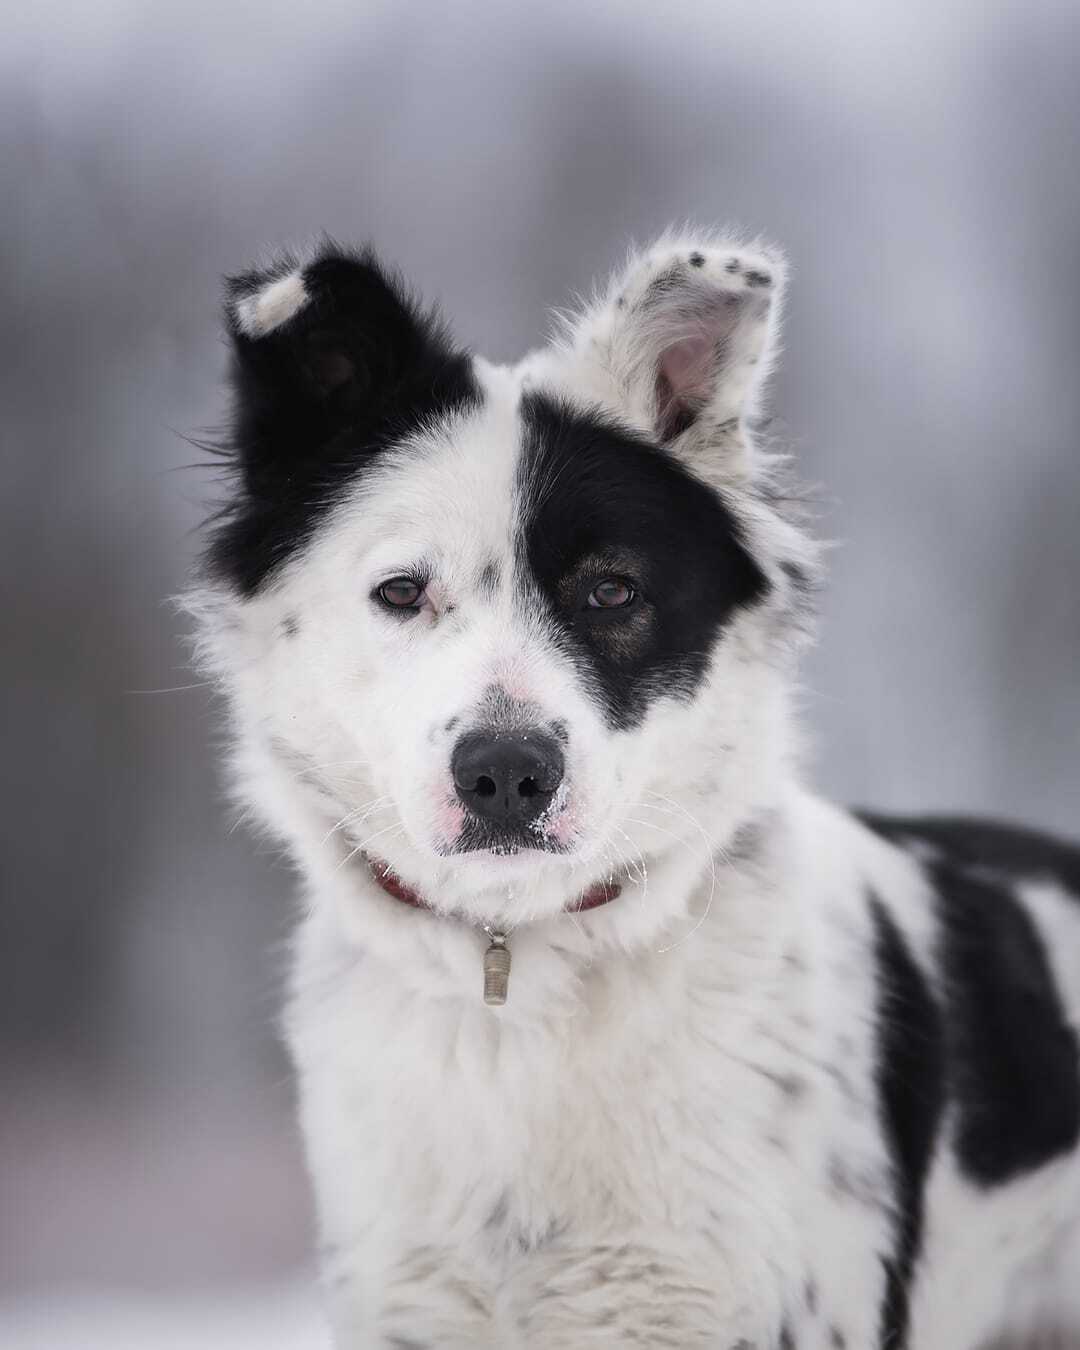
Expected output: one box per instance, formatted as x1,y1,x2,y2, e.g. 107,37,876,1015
280,613,300,638
779,559,813,596
744,269,772,288
728,816,771,866
804,1279,818,1315
483,1192,509,1233
725,258,741,273
779,1325,796,1350
689,251,706,267
826,1153,886,1213
477,560,501,595
869,894,946,1350
514,1216,564,1254
829,1329,847,1349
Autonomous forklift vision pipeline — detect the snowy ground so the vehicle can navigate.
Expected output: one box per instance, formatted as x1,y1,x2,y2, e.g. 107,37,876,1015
0,1282,331,1350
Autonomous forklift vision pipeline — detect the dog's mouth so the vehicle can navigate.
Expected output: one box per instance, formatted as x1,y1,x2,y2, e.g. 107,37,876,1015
446,816,572,858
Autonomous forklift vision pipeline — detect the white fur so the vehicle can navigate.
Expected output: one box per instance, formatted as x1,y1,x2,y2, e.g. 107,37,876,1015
234,268,309,336
189,232,1080,1348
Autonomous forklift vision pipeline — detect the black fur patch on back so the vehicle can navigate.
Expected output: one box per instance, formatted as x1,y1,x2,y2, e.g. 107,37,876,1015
868,895,946,1350
860,813,1080,898
862,814,1080,1186
517,393,767,729
206,242,479,595
936,860,1079,1183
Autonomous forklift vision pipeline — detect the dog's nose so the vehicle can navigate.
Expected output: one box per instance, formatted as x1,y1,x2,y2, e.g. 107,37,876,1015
451,730,564,826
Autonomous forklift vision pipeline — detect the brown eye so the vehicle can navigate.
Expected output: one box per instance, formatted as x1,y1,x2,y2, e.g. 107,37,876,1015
588,577,636,609
378,577,423,609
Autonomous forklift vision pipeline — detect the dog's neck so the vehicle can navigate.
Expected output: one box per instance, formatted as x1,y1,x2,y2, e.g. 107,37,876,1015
364,853,623,1004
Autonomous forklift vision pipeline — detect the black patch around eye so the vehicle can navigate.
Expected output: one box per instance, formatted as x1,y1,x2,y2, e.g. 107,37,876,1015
517,393,767,730
585,577,637,611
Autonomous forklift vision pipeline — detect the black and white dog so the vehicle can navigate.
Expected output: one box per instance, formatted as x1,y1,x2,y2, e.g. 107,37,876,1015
189,231,1080,1349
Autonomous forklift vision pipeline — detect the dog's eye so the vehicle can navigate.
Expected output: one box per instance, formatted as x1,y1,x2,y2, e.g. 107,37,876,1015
377,577,424,609
587,578,636,609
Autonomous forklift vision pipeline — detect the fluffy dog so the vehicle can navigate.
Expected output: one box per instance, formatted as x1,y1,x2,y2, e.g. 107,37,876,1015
188,230,1080,1348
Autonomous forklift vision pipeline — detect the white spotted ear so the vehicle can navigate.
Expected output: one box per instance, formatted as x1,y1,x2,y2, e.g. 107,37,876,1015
580,233,786,476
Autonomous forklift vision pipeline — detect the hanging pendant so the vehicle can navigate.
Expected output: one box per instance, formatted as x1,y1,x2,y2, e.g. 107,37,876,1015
482,930,511,1006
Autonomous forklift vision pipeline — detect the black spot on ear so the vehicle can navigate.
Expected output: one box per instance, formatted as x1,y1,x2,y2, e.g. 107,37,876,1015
869,894,946,1350
689,251,706,267
725,258,741,273
744,269,772,288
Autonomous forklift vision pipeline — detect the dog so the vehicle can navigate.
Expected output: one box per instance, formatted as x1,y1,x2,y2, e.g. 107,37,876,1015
187,230,1080,1349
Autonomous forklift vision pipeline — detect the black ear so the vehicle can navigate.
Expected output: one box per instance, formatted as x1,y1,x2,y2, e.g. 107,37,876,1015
224,242,475,493
206,242,478,595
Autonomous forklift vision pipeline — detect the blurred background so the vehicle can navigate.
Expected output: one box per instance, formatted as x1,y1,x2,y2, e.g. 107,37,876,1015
2,0,1078,1344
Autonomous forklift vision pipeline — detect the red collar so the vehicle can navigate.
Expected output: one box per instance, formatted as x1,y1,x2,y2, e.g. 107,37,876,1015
367,855,621,915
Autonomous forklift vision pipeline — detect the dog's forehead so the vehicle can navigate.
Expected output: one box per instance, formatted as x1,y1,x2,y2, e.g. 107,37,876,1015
342,358,524,567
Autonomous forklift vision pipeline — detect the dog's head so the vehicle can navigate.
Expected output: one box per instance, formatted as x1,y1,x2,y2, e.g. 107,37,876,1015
191,233,816,936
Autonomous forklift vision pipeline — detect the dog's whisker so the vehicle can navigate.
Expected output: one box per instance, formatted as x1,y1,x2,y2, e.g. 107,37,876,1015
321,795,394,846
643,791,720,956
335,819,405,874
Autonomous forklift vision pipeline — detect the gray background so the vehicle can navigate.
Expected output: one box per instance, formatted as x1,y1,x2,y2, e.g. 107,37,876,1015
3,0,1078,1333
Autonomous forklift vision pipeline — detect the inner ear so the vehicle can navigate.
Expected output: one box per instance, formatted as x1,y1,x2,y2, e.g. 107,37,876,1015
655,331,718,441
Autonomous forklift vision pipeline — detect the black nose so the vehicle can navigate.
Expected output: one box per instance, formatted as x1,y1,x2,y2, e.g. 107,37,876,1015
451,730,565,826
